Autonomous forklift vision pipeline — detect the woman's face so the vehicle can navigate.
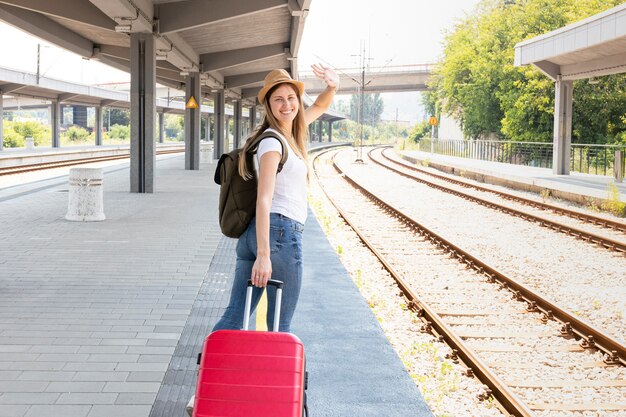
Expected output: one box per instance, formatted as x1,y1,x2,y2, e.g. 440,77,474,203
269,84,299,128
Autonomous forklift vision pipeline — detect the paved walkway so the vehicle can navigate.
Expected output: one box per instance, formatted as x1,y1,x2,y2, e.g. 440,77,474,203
0,152,432,417
402,150,626,204
0,155,222,417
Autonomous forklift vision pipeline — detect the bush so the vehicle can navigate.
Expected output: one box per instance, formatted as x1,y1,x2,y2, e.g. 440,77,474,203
4,120,51,146
108,124,130,140
64,125,90,142
408,121,431,143
2,129,24,148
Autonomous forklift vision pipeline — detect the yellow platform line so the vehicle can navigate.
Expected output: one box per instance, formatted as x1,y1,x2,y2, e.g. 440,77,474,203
255,290,268,331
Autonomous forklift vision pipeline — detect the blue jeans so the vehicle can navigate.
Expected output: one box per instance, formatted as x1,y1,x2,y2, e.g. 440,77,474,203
212,213,304,332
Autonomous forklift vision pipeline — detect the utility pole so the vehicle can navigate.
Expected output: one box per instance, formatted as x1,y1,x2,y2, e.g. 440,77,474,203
36,44,41,84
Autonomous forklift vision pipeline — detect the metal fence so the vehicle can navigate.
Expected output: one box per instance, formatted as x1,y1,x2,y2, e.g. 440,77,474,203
417,139,626,178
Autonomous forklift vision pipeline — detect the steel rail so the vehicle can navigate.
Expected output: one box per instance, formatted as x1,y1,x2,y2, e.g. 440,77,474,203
0,148,185,176
369,148,626,254
386,147,626,234
312,148,534,417
319,147,626,366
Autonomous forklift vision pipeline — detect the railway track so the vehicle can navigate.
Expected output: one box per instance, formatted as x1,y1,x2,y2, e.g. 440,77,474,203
312,147,626,417
0,147,185,176
371,147,626,254
393,148,626,234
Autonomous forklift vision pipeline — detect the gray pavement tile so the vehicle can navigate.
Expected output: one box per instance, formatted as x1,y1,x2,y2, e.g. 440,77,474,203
126,372,165,382
0,393,59,405
56,393,118,405
0,404,29,417
71,372,129,382
115,393,157,405
62,363,116,372
137,355,171,363
98,339,147,346
45,382,105,393
0,371,22,380
87,405,152,417
102,382,161,393
5,362,65,371
24,405,91,417
0,382,48,393
114,363,168,372
126,347,174,355
86,354,139,363
17,371,75,381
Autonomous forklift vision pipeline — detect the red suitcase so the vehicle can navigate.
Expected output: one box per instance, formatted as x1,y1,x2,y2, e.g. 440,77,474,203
193,279,307,417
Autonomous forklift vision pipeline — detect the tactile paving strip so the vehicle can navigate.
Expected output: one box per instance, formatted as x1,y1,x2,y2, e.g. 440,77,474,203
149,236,237,417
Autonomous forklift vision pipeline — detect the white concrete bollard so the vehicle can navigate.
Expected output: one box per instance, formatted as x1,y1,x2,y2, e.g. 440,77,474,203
65,167,105,221
25,136,35,151
200,142,214,163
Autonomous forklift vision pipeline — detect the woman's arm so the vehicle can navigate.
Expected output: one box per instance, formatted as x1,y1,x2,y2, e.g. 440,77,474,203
250,151,281,287
304,64,339,125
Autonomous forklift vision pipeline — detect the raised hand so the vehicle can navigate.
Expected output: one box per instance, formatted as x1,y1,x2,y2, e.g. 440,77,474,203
311,64,339,89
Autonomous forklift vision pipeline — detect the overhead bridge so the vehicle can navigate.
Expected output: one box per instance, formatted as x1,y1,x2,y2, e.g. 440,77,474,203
299,64,434,95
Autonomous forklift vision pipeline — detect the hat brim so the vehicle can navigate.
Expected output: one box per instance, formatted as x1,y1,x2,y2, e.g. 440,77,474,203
258,79,304,103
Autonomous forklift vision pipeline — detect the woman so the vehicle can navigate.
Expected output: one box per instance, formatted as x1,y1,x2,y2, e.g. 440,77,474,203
212,65,338,332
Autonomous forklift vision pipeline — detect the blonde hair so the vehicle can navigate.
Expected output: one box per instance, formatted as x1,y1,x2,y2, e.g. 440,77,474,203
238,83,308,179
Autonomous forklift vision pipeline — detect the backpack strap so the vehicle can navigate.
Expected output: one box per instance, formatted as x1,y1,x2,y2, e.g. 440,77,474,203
246,130,289,173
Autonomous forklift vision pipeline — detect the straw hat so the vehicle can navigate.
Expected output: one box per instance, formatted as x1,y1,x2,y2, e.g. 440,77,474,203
257,69,304,103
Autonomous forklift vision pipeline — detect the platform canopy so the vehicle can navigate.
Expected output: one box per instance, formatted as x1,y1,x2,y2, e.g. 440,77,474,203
514,3,626,81
0,0,311,106
514,3,626,176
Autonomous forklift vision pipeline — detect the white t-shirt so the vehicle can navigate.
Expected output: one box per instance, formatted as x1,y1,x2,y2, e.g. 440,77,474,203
255,129,308,224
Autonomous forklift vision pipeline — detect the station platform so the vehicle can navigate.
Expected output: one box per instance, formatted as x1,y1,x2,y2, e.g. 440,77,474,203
400,149,626,205
0,153,431,417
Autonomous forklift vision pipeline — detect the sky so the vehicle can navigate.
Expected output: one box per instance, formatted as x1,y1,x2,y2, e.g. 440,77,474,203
0,0,482,124
298,0,482,123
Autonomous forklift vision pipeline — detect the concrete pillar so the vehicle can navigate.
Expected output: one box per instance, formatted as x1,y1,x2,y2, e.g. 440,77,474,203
205,115,210,142
553,76,573,175
214,91,225,159
328,121,333,142
95,106,103,146
130,32,156,193
51,100,60,148
184,72,201,170
158,112,164,143
317,120,323,142
233,100,242,149
225,116,231,152
0,94,3,151
249,106,256,134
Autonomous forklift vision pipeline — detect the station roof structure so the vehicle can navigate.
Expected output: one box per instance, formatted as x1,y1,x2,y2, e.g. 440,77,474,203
514,3,626,80
0,0,312,106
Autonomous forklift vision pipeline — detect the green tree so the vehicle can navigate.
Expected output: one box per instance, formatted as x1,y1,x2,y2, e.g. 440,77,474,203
431,0,625,143
349,93,384,126
104,108,130,128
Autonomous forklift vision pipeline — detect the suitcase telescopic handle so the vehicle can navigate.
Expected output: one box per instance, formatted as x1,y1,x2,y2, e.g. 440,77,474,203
243,279,284,332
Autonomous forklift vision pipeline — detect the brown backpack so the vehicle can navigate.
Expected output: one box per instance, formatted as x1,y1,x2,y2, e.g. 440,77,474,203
213,131,288,238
